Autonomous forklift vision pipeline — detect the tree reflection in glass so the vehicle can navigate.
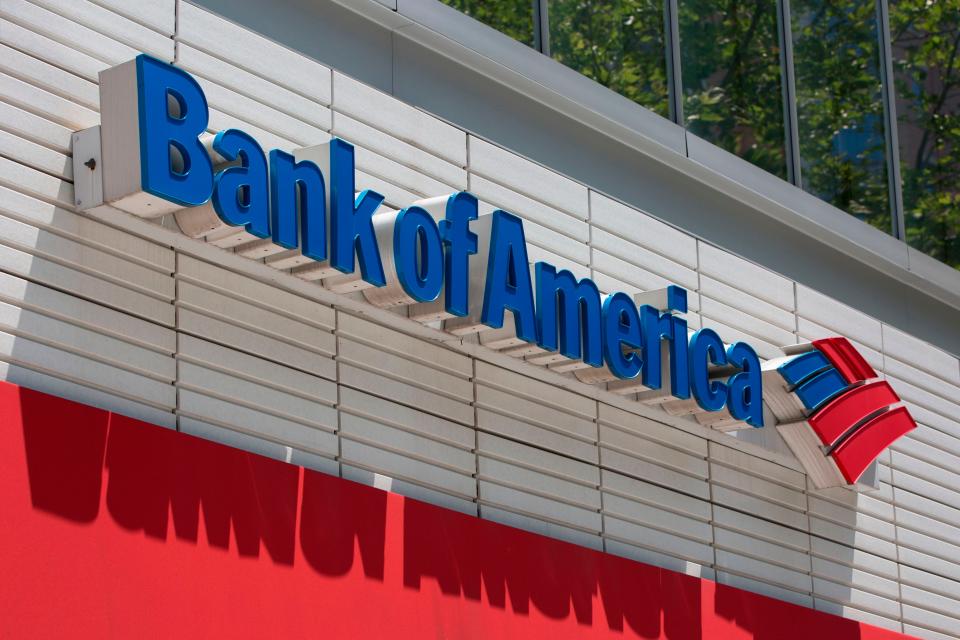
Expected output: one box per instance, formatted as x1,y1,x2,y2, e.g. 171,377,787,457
679,0,788,179
439,0,537,47
792,0,891,232
549,0,671,118
890,0,960,269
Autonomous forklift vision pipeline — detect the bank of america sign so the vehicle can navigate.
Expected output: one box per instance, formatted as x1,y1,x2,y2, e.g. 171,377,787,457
72,55,915,488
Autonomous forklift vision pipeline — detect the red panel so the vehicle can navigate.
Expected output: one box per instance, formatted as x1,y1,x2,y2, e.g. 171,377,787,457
812,337,876,384
809,380,900,446
0,381,913,639
832,406,917,484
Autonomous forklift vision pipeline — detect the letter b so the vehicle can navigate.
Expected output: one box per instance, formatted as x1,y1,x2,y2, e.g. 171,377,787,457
136,55,213,206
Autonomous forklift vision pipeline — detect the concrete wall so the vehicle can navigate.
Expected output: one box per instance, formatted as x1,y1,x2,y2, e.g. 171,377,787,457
1,1,960,638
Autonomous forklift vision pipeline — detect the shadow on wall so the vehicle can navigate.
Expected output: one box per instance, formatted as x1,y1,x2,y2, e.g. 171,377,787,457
0,381,892,639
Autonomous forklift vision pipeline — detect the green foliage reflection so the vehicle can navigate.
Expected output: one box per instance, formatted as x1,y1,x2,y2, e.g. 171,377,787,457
792,0,891,233
679,0,788,179
891,0,960,269
439,0,536,46
549,0,670,118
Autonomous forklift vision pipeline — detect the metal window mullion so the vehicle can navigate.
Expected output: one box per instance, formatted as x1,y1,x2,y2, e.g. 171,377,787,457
877,0,906,239
778,0,802,187
534,0,550,56
665,0,684,125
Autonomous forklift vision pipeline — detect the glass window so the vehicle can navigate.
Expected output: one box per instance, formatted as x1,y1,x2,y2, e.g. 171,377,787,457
438,0,537,48
890,0,960,269
678,0,788,179
548,0,671,118
791,0,891,232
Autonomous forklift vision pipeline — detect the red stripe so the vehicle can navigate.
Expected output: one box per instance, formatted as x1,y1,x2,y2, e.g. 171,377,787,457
0,381,912,639
812,337,876,384
832,406,917,484
808,380,901,446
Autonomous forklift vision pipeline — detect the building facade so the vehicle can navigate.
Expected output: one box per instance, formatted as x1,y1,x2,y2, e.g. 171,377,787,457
1,1,959,638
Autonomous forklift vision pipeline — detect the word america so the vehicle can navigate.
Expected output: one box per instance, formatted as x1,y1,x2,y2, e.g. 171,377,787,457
108,54,764,427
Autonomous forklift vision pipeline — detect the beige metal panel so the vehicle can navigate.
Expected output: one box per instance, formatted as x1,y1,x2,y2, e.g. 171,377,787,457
480,504,602,550
180,416,339,476
334,72,464,166
0,359,174,427
340,412,474,475
715,527,811,574
178,2,331,104
179,389,337,456
477,384,595,442
179,334,335,403
591,250,681,296
600,423,708,479
894,486,960,531
0,42,98,110
0,243,174,325
1,0,138,65
333,113,467,189
478,480,601,534
602,469,711,521
468,136,586,219
190,73,330,144
340,386,474,449
0,271,173,352
475,360,595,418
813,584,899,629
0,16,105,82
0,184,175,272
179,281,333,355
472,175,586,241
89,0,174,36
341,464,477,516
355,144,457,200
338,312,471,377
810,516,898,561
178,254,335,329
603,516,714,565
715,549,813,595
604,492,711,542
341,439,476,499
0,213,173,298
811,547,900,595
590,191,697,269
699,296,797,348
0,74,99,131
600,448,709,500
699,275,796,333
0,329,174,408
0,129,72,181
178,308,334,379
478,432,598,486
0,299,174,381
901,421,960,463
883,323,960,386
179,361,335,430
0,100,74,154
598,402,707,456
478,456,600,510
796,285,883,352
711,484,808,531
699,242,795,311
28,0,172,59
177,44,324,127
604,539,715,580
591,227,697,290
338,337,472,402
340,362,473,425
476,407,598,464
